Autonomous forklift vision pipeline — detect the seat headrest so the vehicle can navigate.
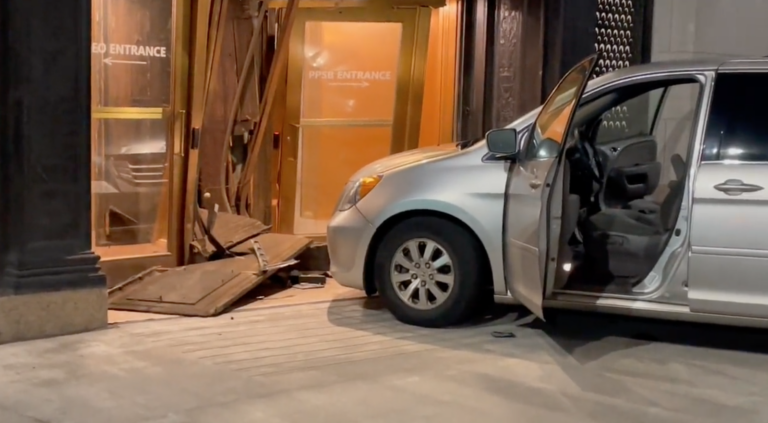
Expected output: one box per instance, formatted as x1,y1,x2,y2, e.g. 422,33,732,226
671,154,686,180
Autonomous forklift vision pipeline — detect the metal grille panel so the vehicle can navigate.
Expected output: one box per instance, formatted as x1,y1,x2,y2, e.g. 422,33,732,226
594,0,648,139
594,0,637,77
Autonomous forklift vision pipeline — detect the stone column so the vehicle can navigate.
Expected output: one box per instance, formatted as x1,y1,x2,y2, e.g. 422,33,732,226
0,0,107,344
456,0,491,141
487,0,546,129
541,0,599,97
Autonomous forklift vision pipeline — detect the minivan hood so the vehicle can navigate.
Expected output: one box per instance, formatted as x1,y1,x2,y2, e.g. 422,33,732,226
348,106,540,181
350,144,460,180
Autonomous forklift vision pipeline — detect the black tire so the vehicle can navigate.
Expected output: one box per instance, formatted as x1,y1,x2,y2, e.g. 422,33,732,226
374,216,488,328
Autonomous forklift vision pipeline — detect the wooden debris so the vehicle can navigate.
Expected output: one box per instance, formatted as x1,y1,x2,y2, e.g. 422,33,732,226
195,208,270,257
108,232,312,317
236,0,299,217
107,266,167,295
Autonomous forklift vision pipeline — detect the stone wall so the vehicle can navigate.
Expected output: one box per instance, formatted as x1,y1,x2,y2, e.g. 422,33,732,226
653,0,768,61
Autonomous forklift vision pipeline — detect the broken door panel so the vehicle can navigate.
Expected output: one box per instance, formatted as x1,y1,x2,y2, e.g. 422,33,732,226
108,232,312,316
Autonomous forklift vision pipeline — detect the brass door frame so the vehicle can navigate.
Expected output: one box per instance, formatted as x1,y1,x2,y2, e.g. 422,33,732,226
169,0,192,263
93,0,191,285
277,6,431,234
181,0,213,265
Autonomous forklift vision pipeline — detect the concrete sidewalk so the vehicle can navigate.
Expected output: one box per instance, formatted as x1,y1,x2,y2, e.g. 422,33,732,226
1,299,768,423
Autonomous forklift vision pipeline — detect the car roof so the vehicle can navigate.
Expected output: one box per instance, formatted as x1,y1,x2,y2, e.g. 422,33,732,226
588,56,768,89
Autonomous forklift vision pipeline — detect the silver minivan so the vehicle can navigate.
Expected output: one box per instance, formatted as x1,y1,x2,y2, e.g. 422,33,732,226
328,55,768,329
488,55,768,327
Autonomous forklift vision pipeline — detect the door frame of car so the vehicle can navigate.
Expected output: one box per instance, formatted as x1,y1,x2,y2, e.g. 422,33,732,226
500,56,598,320
546,72,712,298
502,67,717,320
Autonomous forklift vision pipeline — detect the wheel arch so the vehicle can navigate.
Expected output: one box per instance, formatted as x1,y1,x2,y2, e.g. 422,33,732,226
362,209,493,296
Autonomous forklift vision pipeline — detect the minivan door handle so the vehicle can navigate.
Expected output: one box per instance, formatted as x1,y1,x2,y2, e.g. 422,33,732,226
714,179,764,196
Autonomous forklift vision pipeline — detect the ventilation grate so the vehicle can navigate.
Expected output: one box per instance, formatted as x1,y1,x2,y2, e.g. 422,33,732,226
593,0,650,139
594,0,637,78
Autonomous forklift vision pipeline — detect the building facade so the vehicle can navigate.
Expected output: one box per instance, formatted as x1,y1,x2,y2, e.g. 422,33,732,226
456,0,655,140
0,0,672,343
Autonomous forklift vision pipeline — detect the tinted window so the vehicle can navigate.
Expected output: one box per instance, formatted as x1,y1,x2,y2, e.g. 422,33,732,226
702,73,768,162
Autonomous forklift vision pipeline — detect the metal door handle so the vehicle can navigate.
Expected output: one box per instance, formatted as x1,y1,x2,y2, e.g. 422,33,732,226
529,179,543,189
714,179,764,196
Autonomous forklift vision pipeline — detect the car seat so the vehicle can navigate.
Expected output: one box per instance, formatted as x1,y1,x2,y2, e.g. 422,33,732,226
627,153,686,214
584,158,686,278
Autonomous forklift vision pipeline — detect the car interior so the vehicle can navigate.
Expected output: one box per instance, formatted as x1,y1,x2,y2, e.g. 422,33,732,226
553,80,699,294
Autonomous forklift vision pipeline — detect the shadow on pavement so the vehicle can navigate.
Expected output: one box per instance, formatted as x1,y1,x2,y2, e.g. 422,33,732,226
528,309,768,363
325,297,768,366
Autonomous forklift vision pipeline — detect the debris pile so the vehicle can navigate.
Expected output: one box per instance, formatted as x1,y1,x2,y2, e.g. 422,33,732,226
107,207,321,317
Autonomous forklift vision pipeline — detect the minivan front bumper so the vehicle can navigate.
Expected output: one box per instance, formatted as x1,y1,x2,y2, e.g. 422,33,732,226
327,205,376,291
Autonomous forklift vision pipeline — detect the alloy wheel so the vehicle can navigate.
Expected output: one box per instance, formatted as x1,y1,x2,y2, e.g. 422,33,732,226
389,237,455,310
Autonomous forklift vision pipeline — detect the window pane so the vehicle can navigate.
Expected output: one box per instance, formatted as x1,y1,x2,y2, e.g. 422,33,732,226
703,73,768,162
301,22,402,121
294,21,403,236
90,0,174,255
92,118,169,249
526,58,593,160
654,83,700,190
296,125,393,235
91,0,173,108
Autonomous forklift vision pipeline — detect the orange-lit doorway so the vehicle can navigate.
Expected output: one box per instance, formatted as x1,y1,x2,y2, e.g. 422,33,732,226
277,6,432,236
418,0,460,148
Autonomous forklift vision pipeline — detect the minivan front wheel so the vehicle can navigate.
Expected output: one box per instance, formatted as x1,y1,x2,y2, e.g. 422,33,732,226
374,216,486,328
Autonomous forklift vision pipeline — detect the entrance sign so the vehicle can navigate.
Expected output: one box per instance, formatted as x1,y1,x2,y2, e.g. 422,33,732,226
91,42,168,57
300,22,401,122
91,43,168,65
308,70,392,80
308,70,392,87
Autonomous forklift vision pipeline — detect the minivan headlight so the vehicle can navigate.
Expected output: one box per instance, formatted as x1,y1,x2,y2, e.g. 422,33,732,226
336,175,382,211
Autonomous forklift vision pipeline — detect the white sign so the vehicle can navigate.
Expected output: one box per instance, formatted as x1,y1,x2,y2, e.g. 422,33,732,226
308,70,393,85
329,81,370,87
91,42,168,66
102,57,147,66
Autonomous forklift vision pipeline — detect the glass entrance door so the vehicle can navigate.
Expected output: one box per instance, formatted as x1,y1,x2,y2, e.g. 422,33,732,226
279,7,431,236
90,0,188,265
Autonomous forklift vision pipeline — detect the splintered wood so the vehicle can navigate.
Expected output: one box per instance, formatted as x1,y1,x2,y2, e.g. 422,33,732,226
236,0,299,218
193,208,270,258
192,0,299,222
108,232,311,316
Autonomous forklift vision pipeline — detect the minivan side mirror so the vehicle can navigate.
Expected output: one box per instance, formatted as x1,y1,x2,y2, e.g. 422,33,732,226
485,128,519,158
